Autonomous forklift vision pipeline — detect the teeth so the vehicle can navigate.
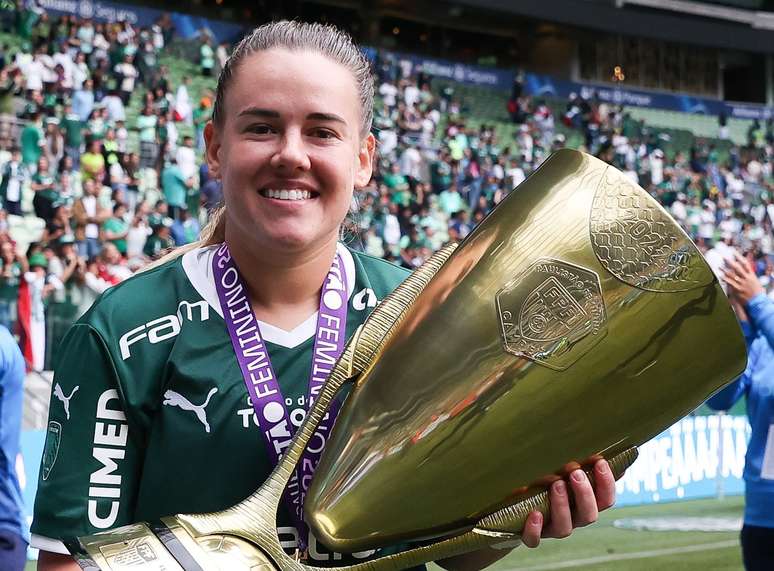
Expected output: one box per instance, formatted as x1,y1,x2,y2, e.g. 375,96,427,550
262,189,312,200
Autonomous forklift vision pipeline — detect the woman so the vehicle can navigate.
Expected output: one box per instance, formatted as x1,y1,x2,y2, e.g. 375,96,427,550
31,156,60,222
32,21,616,570
709,251,774,571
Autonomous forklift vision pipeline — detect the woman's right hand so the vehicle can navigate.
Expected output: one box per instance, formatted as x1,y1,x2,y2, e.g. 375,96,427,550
722,251,764,306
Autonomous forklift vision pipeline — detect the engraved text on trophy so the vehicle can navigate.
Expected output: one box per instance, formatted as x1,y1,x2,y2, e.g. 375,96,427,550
497,259,606,370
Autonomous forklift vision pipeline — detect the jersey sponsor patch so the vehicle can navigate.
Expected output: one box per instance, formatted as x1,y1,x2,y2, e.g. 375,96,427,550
119,300,210,360
41,421,62,481
89,389,129,529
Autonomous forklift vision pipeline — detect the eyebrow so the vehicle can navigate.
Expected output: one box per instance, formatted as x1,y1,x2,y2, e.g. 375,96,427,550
237,107,346,125
238,107,280,119
306,112,346,125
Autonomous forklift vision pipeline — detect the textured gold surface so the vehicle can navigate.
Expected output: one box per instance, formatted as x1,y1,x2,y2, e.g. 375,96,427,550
589,167,712,292
73,149,746,570
305,149,746,552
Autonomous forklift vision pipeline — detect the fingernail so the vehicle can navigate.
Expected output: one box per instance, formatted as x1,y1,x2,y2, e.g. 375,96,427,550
530,512,543,525
554,480,566,495
572,470,585,483
597,461,609,475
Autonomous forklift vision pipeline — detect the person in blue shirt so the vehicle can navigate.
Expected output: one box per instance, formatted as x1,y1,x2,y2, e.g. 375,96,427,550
708,250,774,571
0,324,28,571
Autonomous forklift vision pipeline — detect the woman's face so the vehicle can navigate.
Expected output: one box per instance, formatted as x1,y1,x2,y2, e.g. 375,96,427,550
205,48,374,255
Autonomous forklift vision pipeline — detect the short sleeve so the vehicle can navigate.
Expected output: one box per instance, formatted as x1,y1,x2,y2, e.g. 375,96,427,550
31,323,143,553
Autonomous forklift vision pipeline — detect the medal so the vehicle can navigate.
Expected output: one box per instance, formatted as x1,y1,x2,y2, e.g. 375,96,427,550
213,243,349,552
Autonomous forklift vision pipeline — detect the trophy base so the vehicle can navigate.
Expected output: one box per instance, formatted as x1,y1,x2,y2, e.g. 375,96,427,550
67,518,277,571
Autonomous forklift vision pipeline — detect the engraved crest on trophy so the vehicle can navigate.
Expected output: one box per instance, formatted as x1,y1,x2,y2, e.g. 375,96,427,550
496,259,606,370
589,169,711,292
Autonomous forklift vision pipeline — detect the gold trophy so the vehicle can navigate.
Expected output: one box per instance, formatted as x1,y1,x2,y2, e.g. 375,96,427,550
67,149,747,570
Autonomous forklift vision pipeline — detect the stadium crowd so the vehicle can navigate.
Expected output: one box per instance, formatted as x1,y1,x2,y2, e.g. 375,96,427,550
0,4,772,371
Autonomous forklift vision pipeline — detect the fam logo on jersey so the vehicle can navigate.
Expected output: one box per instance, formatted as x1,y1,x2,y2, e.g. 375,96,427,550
163,388,218,433
119,300,210,360
352,288,377,311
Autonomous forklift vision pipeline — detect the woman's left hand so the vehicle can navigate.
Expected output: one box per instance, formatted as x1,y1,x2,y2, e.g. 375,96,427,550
521,459,617,548
438,459,618,570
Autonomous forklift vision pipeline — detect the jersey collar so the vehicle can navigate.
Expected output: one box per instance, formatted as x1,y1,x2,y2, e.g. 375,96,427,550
182,243,356,349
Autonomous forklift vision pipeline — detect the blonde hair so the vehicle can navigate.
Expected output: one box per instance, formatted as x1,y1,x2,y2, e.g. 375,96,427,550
145,20,373,271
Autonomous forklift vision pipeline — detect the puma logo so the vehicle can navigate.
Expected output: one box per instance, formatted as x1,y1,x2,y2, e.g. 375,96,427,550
162,387,218,433
53,383,79,420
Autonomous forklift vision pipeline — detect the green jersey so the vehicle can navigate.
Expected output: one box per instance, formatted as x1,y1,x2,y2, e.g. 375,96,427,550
31,244,421,567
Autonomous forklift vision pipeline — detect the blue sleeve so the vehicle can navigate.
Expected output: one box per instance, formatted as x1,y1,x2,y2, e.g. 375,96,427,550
706,375,748,411
706,319,756,410
746,293,774,351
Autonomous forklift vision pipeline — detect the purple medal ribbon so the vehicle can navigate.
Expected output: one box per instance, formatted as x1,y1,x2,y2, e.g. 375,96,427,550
212,242,349,552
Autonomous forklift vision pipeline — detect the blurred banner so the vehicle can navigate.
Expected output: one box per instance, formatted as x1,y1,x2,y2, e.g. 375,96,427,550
17,414,750,558
523,74,774,121
372,48,774,121
616,415,750,506
36,0,246,43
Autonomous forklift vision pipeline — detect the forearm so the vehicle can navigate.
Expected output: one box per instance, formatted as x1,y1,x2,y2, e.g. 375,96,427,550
38,551,80,571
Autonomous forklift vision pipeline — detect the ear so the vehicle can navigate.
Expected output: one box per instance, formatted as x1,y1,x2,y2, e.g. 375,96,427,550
204,121,222,180
354,133,376,189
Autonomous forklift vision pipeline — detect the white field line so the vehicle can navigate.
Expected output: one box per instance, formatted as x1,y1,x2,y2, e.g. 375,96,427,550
511,539,739,570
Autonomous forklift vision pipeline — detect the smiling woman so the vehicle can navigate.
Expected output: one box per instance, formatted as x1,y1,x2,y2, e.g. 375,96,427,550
31,20,616,571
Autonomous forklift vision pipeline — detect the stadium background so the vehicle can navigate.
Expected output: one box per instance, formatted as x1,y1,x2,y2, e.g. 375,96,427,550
2,0,772,567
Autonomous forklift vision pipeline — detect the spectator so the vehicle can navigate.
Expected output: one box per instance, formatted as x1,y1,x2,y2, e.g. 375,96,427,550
101,88,126,124
136,104,158,170
125,210,150,267
170,205,200,246
175,135,197,182
143,215,174,259
0,240,26,332
73,178,107,260
101,202,130,256
79,138,105,182
71,77,94,122
23,251,61,371
161,156,194,220
199,36,214,76
0,149,27,216
192,97,211,153
20,111,44,170
113,54,137,105
30,156,58,221
174,75,192,125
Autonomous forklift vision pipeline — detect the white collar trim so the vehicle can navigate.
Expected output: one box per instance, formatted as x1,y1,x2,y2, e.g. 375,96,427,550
182,243,356,349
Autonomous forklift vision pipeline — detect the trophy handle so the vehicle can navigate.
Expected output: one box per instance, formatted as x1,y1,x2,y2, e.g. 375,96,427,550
172,244,460,566
320,446,639,571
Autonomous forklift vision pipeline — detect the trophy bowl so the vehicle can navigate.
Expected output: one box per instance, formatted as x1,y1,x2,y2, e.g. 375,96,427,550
304,148,747,553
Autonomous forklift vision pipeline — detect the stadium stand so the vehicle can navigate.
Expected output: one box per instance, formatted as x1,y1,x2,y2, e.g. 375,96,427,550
0,3,771,415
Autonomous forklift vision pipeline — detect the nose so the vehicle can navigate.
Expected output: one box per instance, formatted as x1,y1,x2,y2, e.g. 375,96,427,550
270,128,311,172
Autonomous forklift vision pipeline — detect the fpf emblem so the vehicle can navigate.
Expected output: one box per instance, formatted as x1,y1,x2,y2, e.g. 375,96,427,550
496,259,607,370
